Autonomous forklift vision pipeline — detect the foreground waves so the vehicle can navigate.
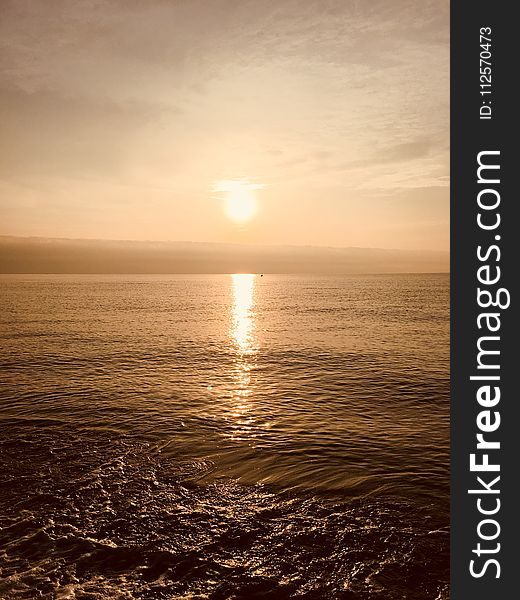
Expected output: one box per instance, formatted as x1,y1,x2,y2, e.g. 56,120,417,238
0,274,449,599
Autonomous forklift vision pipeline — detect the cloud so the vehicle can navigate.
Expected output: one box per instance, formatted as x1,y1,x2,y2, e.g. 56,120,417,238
211,179,267,194
0,0,449,250
0,86,183,182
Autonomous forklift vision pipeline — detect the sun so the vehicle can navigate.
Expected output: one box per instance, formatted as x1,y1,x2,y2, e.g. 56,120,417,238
225,187,257,224
212,179,264,224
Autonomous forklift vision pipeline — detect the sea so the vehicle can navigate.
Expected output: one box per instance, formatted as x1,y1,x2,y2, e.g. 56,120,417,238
0,274,450,599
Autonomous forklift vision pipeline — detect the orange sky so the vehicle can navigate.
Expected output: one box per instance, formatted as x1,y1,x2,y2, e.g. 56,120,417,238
0,0,449,251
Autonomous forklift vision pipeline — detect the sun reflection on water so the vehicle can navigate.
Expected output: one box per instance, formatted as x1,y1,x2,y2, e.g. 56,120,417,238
229,274,257,434
231,273,256,353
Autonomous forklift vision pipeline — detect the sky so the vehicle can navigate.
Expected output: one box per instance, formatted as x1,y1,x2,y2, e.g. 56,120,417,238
0,0,449,251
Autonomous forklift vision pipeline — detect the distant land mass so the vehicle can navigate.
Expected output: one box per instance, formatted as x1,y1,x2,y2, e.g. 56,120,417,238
0,237,449,274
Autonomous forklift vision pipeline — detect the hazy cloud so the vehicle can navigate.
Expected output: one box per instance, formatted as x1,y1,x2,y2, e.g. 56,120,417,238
0,0,449,251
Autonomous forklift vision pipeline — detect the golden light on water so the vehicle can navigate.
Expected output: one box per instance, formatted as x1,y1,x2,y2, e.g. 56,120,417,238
231,273,256,352
228,273,257,433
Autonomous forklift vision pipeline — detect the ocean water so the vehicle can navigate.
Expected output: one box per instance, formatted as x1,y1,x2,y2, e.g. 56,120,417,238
0,274,449,599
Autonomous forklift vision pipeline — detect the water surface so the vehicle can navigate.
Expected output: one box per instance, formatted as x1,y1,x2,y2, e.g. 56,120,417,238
0,274,449,599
